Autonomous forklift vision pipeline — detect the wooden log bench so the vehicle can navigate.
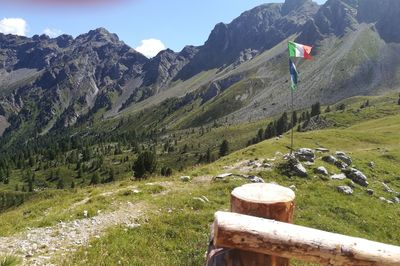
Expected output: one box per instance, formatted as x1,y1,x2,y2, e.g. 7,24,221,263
206,183,400,266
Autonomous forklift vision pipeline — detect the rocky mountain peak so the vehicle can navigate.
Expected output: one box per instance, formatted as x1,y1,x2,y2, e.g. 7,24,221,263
78,27,120,43
282,0,314,15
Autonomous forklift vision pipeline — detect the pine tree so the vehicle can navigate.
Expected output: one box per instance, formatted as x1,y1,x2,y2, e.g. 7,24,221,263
108,168,115,182
28,178,33,192
276,112,288,135
56,178,65,189
254,129,261,142
165,167,172,177
206,148,212,163
90,173,99,185
219,140,230,157
132,151,157,179
311,102,321,117
325,105,331,113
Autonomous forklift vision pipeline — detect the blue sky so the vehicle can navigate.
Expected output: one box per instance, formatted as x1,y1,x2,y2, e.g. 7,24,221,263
0,0,326,57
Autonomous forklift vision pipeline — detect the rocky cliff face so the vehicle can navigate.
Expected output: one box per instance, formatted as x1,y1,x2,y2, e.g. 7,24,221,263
0,0,399,139
176,0,319,80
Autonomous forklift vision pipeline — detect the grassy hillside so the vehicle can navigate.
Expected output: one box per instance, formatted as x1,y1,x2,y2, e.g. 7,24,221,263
0,93,399,265
59,107,400,265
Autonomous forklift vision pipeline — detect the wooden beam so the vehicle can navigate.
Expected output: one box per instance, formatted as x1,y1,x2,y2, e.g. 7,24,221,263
214,211,400,266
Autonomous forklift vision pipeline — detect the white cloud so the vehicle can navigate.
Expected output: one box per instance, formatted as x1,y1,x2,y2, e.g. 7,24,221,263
43,28,63,38
135,39,166,58
0,18,27,36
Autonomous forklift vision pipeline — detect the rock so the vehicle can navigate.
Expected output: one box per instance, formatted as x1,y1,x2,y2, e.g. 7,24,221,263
336,152,352,165
293,161,308,177
83,210,88,218
289,185,297,191
295,148,315,162
366,189,374,195
201,196,210,202
215,173,232,180
322,155,338,164
337,186,353,195
379,197,386,202
334,160,348,170
368,161,375,168
180,176,191,182
304,162,314,166
315,166,328,176
248,175,264,183
330,173,346,180
193,197,206,203
316,148,329,153
393,197,400,204
282,157,308,177
382,182,393,193
343,168,369,187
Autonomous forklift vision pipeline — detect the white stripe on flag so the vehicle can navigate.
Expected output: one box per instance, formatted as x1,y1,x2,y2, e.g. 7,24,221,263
295,43,304,57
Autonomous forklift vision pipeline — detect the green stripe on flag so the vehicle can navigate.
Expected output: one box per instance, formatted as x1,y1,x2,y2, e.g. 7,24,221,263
288,42,297,57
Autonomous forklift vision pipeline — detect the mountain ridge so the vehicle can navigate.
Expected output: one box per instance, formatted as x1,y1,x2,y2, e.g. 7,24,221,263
0,0,399,142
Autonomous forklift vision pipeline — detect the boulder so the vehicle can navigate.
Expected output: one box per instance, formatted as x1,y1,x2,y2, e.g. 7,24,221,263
343,168,369,187
289,185,297,191
316,148,329,153
322,155,338,164
295,148,315,162
366,189,374,195
334,161,348,170
368,161,375,168
337,154,352,166
393,197,400,204
215,173,232,180
292,161,308,177
330,173,346,180
315,166,328,176
337,186,353,195
180,176,191,182
382,182,393,193
248,175,265,183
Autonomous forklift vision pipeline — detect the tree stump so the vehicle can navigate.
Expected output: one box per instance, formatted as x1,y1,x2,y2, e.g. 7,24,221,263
208,183,295,266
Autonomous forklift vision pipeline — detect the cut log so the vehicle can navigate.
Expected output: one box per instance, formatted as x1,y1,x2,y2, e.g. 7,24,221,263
231,183,295,223
227,183,295,265
214,211,400,266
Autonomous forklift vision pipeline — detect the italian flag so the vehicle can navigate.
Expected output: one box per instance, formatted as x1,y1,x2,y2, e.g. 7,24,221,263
288,41,313,60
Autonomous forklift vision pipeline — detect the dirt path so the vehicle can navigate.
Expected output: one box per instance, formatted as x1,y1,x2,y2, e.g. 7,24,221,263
0,201,146,266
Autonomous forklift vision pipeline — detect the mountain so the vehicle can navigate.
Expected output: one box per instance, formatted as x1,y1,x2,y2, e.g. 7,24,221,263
175,0,319,80
1,0,400,142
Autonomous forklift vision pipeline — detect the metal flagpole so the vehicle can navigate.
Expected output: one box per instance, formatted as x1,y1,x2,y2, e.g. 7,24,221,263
290,87,294,156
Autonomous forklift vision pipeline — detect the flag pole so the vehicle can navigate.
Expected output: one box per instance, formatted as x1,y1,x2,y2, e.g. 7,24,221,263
290,87,294,156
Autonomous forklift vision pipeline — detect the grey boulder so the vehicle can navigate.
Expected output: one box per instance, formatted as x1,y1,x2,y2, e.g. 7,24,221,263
337,186,353,195
330,173,346,180
315,166,328,176
322,155,338,164
295,148,315,162
336,152,352,166
343,168,369,187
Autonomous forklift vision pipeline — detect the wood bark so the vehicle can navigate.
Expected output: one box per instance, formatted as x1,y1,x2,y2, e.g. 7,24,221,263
231,183,295,223
214,211,400,266
216,183,296,266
